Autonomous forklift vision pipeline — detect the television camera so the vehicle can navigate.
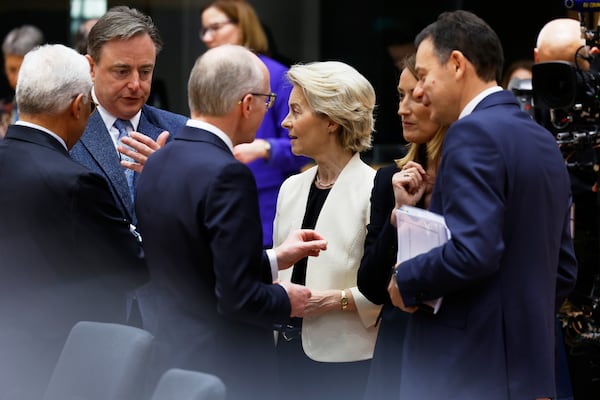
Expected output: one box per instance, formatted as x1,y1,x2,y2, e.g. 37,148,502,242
532,0,600,350
532,1,600,162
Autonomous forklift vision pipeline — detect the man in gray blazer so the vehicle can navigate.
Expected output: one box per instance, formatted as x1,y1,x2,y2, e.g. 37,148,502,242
70,5,188,226
69,6,188,329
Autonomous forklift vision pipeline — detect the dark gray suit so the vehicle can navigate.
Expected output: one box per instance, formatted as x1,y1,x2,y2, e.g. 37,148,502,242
70,104,187,331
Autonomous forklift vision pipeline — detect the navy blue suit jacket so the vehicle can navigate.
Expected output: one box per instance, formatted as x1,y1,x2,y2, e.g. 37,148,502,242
394,90,578,399
0,125,145,400
70,104,188,225
135,125,291,400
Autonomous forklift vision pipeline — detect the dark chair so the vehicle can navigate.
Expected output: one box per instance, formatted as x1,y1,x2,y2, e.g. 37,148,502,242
42,320,154,400
150,368,226,400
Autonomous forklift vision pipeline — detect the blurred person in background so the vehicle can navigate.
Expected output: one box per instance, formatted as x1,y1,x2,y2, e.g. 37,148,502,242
1,24,44,136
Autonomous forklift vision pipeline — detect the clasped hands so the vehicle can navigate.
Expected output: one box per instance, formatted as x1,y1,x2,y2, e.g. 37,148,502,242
274,229,328,318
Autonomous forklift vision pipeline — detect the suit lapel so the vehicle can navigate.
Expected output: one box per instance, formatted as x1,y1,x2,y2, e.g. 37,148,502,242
79,113,133,221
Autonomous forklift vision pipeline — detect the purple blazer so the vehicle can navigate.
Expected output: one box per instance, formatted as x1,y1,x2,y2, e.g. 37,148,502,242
252,54,310,247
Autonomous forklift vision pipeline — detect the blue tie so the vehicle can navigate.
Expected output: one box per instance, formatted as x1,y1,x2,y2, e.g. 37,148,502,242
114,119,135,203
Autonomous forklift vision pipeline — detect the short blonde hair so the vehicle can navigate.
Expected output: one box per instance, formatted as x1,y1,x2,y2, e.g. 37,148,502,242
286,61,375,152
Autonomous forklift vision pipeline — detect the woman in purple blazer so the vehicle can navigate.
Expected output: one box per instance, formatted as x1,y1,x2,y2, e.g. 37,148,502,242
200,0,309,247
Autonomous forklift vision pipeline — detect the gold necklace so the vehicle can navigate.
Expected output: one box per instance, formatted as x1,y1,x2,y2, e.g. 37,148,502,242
315,173,335,188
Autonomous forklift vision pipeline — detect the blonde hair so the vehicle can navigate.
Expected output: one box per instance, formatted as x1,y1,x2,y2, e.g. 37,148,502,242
287,61,375,153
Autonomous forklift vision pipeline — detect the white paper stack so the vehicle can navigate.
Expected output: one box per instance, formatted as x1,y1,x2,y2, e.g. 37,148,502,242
395,205,451,314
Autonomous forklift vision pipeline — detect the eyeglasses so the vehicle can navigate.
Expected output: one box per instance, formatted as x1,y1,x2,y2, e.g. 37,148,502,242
244,92,277,109
200,20,235,37
76,94,99,115
90,99,99,114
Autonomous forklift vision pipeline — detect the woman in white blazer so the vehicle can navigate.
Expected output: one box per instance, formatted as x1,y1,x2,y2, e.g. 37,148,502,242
273,60,381,400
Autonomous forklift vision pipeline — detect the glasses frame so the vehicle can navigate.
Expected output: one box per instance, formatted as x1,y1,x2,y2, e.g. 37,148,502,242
200,20,235,37
89,98,99,115
243,92,277,109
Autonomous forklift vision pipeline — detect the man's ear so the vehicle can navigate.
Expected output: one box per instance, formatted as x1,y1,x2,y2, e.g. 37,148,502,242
450,49,468,79
71,93,85,119
239,94,253,118
85,54,96,80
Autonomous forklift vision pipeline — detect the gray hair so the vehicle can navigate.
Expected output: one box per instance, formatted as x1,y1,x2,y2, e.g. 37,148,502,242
87,6,162,62
287,61,375,152
2,25,44,56
16,44,92,115
188,44,265,116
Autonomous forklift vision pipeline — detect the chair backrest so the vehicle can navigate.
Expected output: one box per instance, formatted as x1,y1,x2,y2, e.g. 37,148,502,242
42,320,154,400
150,368,226,400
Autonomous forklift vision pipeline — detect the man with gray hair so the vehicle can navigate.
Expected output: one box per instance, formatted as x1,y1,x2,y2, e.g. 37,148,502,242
135,44,328,400
0,43,145,400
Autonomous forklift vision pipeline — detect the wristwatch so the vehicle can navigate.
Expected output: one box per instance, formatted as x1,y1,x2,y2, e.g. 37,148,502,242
340,289,348,311
263,140,271,159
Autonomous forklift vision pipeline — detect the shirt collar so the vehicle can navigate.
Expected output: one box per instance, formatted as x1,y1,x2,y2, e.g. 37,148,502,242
186,119,234,153
15,120,67,151
459,86,503,119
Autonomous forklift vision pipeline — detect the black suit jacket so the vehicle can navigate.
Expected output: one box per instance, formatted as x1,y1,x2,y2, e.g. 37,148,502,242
357,164,409,400
135,125,290,400
0,125,146,400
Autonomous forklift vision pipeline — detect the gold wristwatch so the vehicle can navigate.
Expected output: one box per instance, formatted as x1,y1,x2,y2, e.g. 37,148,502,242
340,289,348,311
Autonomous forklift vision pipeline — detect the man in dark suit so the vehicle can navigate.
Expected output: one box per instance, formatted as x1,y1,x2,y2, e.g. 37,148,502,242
386,11,578,400
70,5,188,226
135,44,328,400
0,44,145,400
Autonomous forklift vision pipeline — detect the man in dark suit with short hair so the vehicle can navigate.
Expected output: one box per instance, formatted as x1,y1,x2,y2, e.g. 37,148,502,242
387,11,577,400
136,44,328,400
0,43,145,400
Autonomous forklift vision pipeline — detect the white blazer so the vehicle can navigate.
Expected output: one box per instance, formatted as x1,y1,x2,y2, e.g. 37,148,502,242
274,152,381,362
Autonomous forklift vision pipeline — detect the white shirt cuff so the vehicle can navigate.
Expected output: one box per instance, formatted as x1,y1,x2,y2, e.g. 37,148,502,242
266,248,278,281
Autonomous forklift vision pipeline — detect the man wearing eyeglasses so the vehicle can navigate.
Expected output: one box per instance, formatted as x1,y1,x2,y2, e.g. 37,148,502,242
70,5,188,227
0,44,145,400
135,44,328,400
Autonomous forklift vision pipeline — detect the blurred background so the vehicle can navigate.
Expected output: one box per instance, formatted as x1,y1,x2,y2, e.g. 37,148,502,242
0,0,568,163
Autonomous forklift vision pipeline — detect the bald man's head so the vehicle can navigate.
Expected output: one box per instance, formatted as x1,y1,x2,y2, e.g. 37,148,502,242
534,18,586,65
